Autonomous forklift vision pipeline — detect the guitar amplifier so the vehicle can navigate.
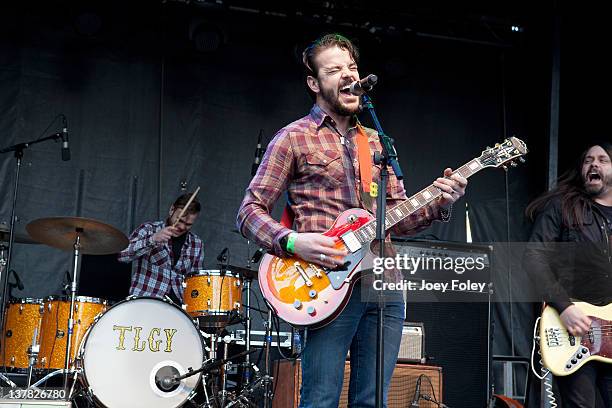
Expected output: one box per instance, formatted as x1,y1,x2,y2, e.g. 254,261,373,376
272,360,442,408
394,239,493,408
398,322,426,363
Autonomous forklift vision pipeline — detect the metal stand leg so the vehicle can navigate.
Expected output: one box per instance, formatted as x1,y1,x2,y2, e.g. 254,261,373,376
243,277,252,385
63,232,82,393
262,310,273,408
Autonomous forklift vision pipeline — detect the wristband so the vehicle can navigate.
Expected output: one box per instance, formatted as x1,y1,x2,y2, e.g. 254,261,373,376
439,204,452,222
286,233,298,254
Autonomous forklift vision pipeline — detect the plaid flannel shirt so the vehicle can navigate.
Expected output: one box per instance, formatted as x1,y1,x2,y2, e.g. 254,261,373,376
118,221,204,299
237,105,442,258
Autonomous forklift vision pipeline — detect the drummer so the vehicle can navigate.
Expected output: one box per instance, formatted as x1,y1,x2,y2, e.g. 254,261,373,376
118,193,204,305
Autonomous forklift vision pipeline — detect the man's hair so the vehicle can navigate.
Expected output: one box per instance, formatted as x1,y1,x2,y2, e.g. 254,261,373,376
302,33,359,99
172,192,201,215
526,142,612,227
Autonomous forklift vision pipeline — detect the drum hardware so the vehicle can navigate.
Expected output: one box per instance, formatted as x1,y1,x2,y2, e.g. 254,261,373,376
26,328,40,387
25,216,128,394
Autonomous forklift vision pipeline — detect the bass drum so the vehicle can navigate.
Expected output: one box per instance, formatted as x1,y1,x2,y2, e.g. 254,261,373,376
78,297,204,408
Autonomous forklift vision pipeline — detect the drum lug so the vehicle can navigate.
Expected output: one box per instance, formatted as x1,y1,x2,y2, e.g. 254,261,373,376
234,302,241,309
207,299,211,307
235,280,241,287
207,277,211,285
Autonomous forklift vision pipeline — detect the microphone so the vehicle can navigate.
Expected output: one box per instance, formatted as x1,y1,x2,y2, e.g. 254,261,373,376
410,374,422,407
421,394,449,407
349,74,378,96
61,115,70,161
251,129,264,177
217,247,229,274
160,376,178,390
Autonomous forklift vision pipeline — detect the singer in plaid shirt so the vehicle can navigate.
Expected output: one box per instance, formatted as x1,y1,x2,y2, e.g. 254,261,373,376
118,193,204,303
236,34,467,408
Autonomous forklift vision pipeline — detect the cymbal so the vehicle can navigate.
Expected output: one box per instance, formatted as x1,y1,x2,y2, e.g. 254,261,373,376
227,264,258,280
0,224,39,245
26,217,129,255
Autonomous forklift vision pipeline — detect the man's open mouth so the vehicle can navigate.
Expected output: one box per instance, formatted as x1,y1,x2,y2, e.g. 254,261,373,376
339,85,352,95
588,171,601,182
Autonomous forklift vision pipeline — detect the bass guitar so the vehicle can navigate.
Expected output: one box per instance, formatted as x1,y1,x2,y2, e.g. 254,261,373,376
540,301,612,376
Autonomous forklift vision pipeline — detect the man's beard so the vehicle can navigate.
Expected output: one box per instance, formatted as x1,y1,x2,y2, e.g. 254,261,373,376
320,86,360,117
583,172,611,196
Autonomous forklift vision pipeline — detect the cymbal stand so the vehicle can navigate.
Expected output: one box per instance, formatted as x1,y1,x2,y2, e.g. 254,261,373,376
219,337,230,407
243,240,253,385
26,327,40,387
0,246,16,388
262,309,273,408
63,230,83,392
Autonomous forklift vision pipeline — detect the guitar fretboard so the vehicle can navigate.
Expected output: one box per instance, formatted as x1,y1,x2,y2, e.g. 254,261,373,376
353,158,484,243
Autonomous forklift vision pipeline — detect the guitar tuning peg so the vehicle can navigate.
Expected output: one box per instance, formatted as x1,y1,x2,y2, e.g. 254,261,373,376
510,161,518,167
486,146,491,150
519,157,526,163
495,143,500,148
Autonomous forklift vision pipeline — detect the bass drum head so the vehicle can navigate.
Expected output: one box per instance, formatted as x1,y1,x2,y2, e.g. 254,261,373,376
81,297,204,408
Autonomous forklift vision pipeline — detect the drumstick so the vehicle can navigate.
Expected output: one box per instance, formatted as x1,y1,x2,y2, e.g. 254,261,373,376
172,187,200,228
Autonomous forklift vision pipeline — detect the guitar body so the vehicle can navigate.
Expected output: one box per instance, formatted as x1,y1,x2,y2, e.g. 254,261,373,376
540,302,612,376
258,208,374,328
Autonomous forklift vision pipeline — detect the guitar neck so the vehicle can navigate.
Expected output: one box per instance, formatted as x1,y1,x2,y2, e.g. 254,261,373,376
356,157,485,241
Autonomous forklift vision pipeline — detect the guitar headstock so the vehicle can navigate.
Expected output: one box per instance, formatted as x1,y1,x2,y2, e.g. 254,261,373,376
478,136,528,168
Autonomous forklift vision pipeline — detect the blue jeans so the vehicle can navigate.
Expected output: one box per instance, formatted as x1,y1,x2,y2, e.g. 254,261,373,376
298,283,405,408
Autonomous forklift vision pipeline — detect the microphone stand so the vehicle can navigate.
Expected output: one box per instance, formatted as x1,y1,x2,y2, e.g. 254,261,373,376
361,93,403,408
0,132,64,361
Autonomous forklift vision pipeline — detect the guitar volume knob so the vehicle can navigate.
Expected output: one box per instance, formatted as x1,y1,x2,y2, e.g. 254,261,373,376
293,300,302,310
307,306,316,315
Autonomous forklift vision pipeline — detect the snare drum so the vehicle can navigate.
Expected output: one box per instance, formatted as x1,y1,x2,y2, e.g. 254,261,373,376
37,296,107,370
1,298,44,369
78,297,204,408
183,270,242,326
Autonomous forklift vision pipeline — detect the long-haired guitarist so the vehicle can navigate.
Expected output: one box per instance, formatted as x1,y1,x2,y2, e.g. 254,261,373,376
236,33,466,408
525,143,612,407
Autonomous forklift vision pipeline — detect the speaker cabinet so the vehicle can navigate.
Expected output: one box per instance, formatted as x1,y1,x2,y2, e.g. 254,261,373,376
394,240,493,408
272,360,443,408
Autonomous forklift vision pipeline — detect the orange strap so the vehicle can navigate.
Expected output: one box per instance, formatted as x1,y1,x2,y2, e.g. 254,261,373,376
356,125,373,193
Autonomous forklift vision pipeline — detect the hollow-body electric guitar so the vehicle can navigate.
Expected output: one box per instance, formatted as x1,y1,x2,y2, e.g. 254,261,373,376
258,137,528,328
540,301,612,376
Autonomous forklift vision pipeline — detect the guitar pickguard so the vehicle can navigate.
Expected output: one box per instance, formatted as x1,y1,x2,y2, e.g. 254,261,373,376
326,246,368,289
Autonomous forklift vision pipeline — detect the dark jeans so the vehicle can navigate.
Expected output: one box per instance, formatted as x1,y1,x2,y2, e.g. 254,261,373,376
298,283,405,408
556,361,612,408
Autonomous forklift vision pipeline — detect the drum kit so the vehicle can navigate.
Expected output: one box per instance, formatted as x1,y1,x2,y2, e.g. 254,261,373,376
0,217,283,408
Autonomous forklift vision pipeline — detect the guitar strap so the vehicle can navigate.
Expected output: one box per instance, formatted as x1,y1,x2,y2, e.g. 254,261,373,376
356,124,375,211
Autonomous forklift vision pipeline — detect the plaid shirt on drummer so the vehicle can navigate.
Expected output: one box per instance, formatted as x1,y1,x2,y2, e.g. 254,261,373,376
118,221,204,299
237,104,443,258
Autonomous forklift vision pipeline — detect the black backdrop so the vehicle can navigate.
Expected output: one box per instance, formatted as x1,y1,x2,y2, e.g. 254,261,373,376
1,2,604,407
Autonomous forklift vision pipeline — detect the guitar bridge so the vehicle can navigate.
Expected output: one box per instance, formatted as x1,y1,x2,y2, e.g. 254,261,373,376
545,328,562,347
294,263,313,287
